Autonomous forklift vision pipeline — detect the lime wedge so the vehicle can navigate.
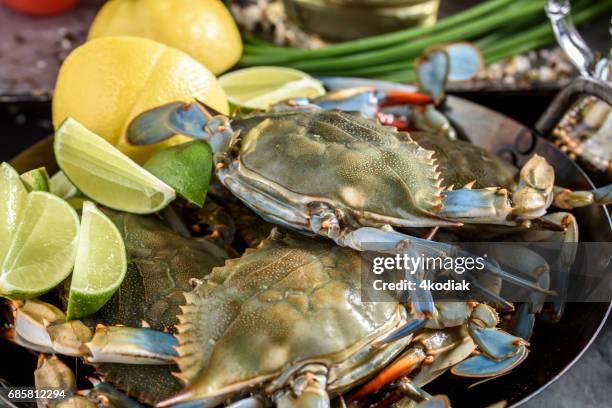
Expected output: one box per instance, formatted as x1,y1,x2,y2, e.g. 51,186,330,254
20,167,50,192
0,163,28,263
144,141,213,207
219,66,325,110
66,201,126,320
0,192,79,299
54,118,175,214
50,170,79,199
50,171,86,210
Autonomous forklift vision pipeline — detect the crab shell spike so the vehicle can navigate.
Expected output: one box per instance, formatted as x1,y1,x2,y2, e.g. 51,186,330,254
463,180,476,189
451,345,529,378
85,325,178,364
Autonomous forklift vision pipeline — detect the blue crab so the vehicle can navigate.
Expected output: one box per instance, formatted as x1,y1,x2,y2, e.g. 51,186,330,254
6,230,530,408
126,89,610,342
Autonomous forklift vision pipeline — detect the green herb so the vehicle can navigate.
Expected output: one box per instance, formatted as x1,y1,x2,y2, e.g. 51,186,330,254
238,0,611,83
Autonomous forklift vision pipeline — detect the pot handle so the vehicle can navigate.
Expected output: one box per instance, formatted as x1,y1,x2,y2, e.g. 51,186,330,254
536,0,612,136
535,77,612,136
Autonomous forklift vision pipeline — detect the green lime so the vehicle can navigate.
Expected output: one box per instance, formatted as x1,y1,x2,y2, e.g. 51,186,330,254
0,163,28,263
50,170,79,199
144,141,213,207
0,192,79,299
20,167,50,192
219,66,325,110
54,118,176,214
66,201,126,320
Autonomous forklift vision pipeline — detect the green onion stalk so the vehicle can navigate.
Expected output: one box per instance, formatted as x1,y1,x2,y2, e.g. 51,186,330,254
237,0,611,83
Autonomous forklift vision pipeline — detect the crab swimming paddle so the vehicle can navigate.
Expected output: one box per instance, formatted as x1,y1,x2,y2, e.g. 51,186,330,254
66,201,127,320
54,118,176,214
0,191,80,299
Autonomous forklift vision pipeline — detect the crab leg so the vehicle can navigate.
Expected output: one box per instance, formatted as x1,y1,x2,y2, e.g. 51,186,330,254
275,365,331,408
348,345,427,402
510,212,578,333
342,227,553,292
410,106,458,140
552,184,612,209
35,354,145,408
350,327,473,403
86,325,177,364
35,354,78,407
440,155,555,224
3,300,177,365
337,225,551,343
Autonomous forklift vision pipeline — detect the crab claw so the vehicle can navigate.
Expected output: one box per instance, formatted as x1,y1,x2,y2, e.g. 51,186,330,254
416,43,483,105
127,101,212,145
444,43,484,82
128,100,234,155
450,345,528,378
416,49,449,105
468,304,528,361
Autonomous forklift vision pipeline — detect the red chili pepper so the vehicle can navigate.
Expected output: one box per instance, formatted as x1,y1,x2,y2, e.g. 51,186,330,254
380,91,433,107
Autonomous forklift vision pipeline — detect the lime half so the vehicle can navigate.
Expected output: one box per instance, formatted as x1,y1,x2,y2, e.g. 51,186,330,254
0,163,28,263
54,118,175,214
0,191,80,299
219,66,325,110
66,201,126,320
20,167,50,192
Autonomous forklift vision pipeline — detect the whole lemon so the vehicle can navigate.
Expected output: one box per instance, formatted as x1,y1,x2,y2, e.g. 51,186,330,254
52,36,229,163
88,0,242,75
